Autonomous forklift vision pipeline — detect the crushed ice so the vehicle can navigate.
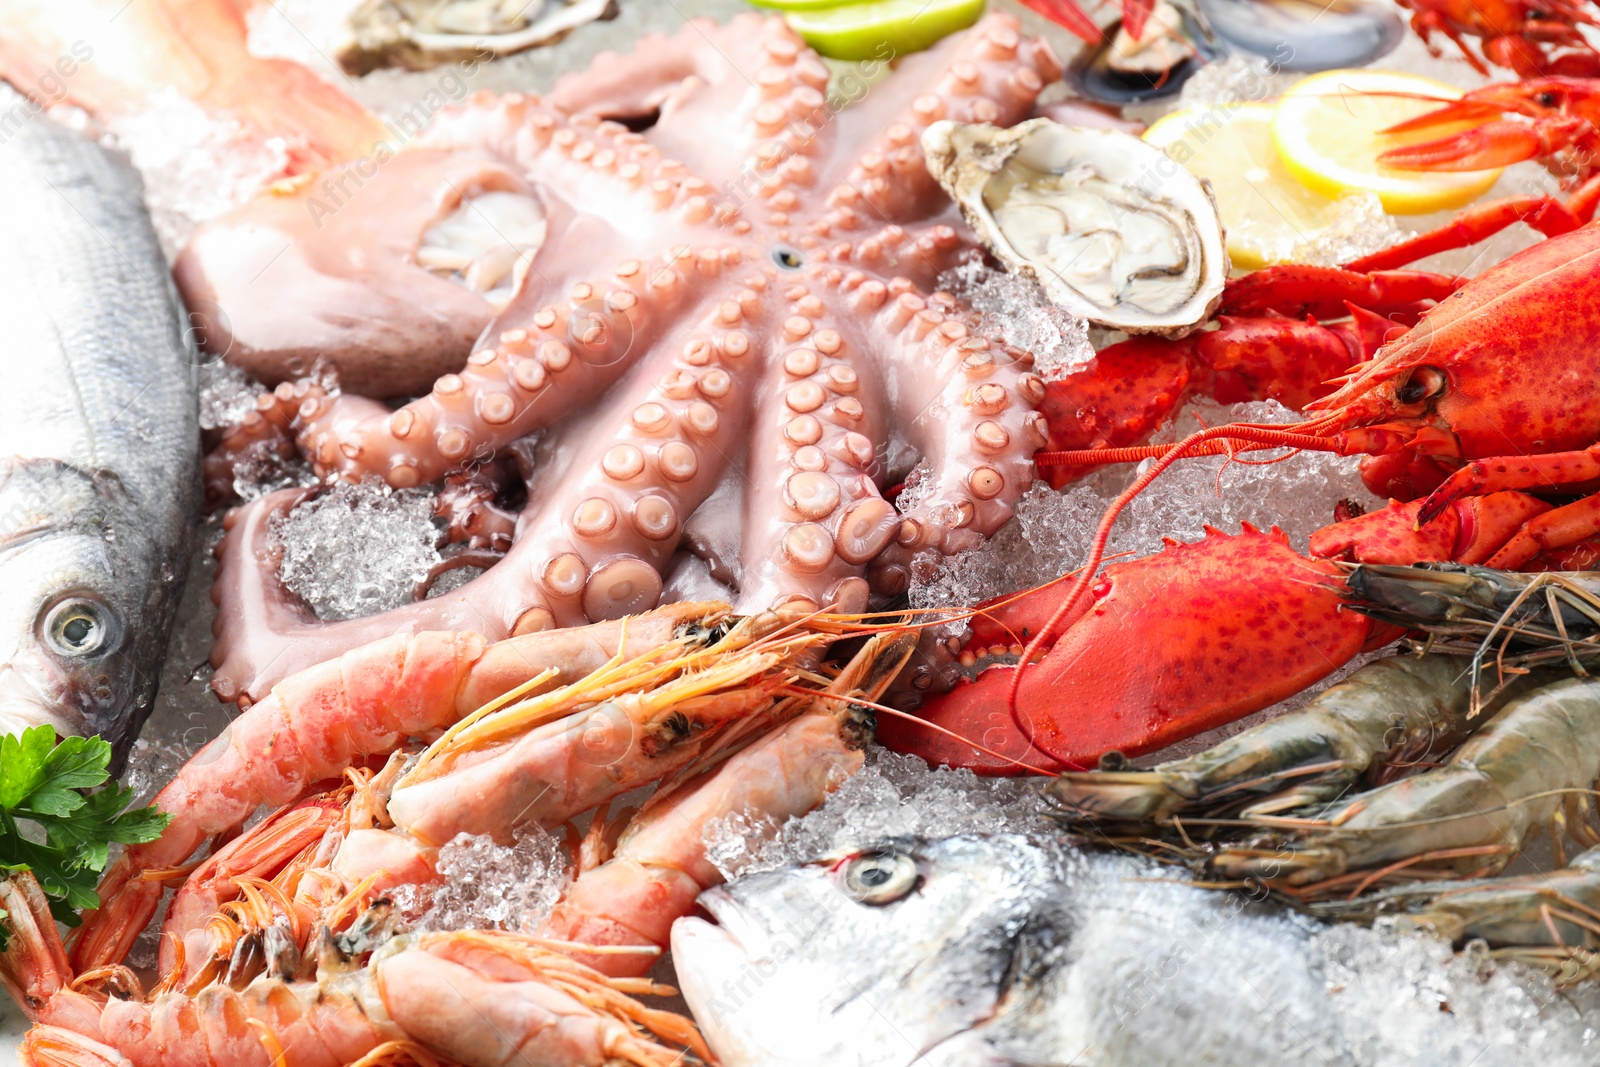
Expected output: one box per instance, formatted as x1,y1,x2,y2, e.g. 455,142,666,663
393,827,571,933
1177,55,1295,110
1290,193,1409,267
705,746,1600,1065
197,361,262,433
704,747,1051,881
911,397,1381,611
1043,850,1600,1066
272,479,444,620
103,87,291,257
937,259,1095,380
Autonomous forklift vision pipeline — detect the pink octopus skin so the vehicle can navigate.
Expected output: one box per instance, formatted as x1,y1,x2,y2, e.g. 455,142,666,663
175,149,532,398
204,13,1063,703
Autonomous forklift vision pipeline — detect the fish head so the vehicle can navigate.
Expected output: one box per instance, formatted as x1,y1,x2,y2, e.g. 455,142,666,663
0,504,148,758
672,834,1061,1067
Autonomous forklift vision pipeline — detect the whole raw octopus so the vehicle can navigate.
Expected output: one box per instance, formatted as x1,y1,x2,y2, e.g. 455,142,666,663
188,13,1064,702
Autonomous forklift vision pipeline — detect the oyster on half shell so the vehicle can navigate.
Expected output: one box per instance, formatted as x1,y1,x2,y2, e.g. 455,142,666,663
923,118,1226,337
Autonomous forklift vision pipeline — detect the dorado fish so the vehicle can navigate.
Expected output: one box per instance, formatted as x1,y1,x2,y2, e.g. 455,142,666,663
671,833,1600,1067
0,89,198,761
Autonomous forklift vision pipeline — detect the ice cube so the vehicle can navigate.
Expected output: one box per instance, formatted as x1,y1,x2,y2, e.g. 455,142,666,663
912,398,1380,610
394,826,570,933
1289,193,1408,267
271,479,444,620
937,259,1094,381
1177,55,1294,110
703,746,1051,880
104,87,291,257
197,361,262,432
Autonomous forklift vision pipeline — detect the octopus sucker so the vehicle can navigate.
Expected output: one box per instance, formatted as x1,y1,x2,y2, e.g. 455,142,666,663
197,13,1065,703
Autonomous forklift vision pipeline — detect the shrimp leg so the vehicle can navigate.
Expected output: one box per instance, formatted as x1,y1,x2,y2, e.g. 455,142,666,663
541,630,916,976
1213,676,1600,890
70,603,726,974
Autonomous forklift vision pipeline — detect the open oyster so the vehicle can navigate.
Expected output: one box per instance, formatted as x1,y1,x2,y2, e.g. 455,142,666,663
339,0,618,74
923,118,1226,337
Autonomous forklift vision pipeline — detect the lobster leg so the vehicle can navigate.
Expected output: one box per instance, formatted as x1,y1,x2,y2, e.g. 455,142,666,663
1036,301,1397,488
1346,191,1595,272
1219,267,1465,319
1419,446,1600,524
1486,493,1600,568
1310,491,1556,564
1350,167,1600,273
1408,9,1492,75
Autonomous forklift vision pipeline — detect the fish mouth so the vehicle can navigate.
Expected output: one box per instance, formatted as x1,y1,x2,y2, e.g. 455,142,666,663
0,697,88,740
689,887,760,958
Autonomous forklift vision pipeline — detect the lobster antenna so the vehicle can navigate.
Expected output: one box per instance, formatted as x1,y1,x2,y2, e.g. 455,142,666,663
1006,425,1348,741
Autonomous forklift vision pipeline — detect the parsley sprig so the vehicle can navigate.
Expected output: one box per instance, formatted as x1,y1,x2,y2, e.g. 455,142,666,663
0,725,170,947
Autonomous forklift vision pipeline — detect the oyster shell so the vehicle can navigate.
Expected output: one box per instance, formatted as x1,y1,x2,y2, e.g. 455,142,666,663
338,0,617,74
923,118,1226,337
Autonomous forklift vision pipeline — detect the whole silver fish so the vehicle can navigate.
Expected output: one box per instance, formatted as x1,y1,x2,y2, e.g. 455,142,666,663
0,92,198,761
671,834,1600,1067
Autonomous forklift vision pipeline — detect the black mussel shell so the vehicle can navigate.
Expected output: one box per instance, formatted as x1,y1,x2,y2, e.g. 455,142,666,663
1197,0,1404,71
1065,7,1225,106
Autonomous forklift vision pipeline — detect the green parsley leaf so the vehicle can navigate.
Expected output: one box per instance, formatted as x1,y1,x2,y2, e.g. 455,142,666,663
0,725,170,951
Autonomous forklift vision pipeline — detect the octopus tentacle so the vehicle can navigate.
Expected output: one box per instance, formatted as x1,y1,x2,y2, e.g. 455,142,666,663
820,19,1062,225
203,388,298,506
292,248,733,487
736,302,897,615
819,221,972,294
514,296,764,630
863,278,1044,558
210,294,768,702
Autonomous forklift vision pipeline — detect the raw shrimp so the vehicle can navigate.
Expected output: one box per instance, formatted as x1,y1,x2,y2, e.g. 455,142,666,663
0,0,385,174
1050,655,1554,823
70,603,726,975
1317,846,1600,961
542,629,916,976
4,870,706,1067
1212,676,1600,891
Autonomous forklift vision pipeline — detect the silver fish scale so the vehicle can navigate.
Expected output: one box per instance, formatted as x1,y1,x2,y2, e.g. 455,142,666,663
0,89,198,759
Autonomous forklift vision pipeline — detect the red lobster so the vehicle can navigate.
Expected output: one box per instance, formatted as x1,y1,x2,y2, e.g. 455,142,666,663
1394,0,1600,77
881,222,1600,775
1014,0,1157,48
1353,77,1600,271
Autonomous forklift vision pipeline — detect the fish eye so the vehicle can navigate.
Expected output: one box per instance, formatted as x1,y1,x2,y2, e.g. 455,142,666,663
837,849,919,905
1395,365,1447,406
772,247,804,271
1538,90,1559,107
42,597,117,658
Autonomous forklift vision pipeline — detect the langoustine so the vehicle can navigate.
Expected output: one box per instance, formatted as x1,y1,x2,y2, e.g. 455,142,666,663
3,869,704,1067
47,600,918,1067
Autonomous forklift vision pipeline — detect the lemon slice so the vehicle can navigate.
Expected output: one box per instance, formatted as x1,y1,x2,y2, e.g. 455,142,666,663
784,0,988,60
1145,103,1356,270
1271,69,1502,215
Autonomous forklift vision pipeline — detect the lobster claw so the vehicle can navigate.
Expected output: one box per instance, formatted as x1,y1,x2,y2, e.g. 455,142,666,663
1379,117,1589,171
882,526,1376,775
1011,0,1155,43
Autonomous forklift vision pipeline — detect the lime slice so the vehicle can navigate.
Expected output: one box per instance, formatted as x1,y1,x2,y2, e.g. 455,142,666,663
746,0,862,10
1271,69,1502,215
785,0,988,60
1144,103,1349,270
